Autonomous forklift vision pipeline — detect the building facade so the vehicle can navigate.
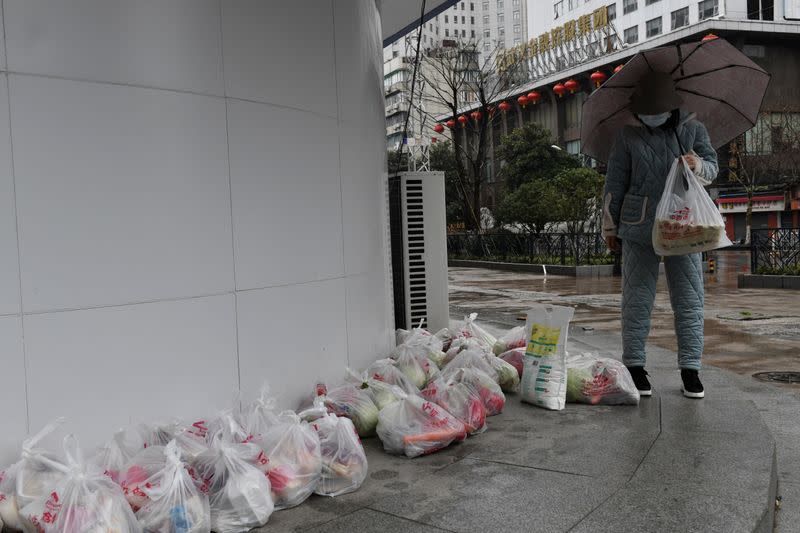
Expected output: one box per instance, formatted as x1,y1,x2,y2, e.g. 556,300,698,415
384,1,530,149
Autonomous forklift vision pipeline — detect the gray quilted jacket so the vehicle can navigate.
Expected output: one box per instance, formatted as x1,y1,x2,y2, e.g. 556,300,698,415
602,110,719,246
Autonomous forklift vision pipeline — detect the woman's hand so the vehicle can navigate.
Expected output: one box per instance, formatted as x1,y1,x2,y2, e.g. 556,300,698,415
682,153,701,173
605,235,620,252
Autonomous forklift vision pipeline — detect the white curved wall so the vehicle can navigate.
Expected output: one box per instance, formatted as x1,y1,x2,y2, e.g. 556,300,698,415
0,0,392,464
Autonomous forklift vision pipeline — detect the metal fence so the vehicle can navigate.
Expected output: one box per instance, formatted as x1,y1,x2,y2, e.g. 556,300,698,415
751,228,800,274
447,232,613,266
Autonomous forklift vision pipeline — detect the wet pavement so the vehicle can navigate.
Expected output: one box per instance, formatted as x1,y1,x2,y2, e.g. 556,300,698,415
449,250,800,388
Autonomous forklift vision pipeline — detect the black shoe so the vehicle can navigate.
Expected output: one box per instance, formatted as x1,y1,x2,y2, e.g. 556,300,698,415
681,369,705,399
626,366,652,396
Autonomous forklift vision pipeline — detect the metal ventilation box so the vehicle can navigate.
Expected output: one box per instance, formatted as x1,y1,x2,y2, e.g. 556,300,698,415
388,171,449,333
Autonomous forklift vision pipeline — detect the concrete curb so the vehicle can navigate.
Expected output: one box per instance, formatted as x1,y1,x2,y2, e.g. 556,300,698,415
738,273,800,290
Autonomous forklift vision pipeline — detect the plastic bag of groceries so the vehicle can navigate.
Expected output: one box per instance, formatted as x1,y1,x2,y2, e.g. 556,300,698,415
299,383,380,438
308,407,368,497
135,440,211,533
442,347,498,383
520,304,575,411
194,432,273,533
93,428,143,485
446,367,506,416
346,370,411,411
493,325,527,355
390,344,430,389
255,411,322,510
21,434,142,533
138,421,209,463
0,419,68,531
443,336,491,366
566,353,640,406
499,347,525,380
434,328,454,352
364,359,421,395
421,375,487,435
401,326,448,368
118,445,172,512
239,386,281,444
484,354,521,393
653,157,732,256
376,391,466,458
453,313,497,350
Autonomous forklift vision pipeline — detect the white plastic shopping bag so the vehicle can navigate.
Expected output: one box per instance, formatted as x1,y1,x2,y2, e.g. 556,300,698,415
566,353,640,406
653,157,732,256
520,305,575,410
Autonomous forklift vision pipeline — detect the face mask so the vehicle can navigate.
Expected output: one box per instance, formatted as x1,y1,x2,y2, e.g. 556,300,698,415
638,112,671,128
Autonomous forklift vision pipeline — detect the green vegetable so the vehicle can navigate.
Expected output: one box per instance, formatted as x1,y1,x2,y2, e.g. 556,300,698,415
566,367,593,403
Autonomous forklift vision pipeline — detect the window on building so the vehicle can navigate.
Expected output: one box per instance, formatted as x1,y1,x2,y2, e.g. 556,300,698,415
624,25,638,44
423,35,427,43
645,0,661,5
607,3,617,19
471,2,475,10
484,28,491,37
514,24,520,33
462,29,466,36
748,0,774,20
471,29,476,37
484,14,490,23
513,10,521,19
445,15,449,22
484,42,491,50
623,0,637,15
671,6,689,29
565,140,581,155
471,16,475,23
498,12,505,22
393,50,399,58
461,2,465,9
514,37,522,44
498,40,506,49
514,0,520,4
498,26,505,35
565,93,585,129
445,28,450,36
497,0,504,7
483,1,489,9
646,16,662,37
436,27,440,35
554,1,564,19
462,15,466,23
698,0,718,20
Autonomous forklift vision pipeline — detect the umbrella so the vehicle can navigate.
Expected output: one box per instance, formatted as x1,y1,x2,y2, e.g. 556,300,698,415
580,37,771,163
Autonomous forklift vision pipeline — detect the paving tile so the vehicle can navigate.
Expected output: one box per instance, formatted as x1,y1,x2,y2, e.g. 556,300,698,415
302,509,451,533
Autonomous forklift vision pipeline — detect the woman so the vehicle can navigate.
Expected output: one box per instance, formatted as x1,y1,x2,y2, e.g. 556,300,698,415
602,71,718,399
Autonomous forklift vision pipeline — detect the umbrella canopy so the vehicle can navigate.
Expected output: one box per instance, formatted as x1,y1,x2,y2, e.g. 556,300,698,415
581,37,771,163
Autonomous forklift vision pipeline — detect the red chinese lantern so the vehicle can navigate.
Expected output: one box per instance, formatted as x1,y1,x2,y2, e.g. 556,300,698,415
527,91,542,104
433,123,445,134
431,137,438,143
457,114,468,126
498,100,511,113
613,64,624,74
446,119,456,128
590,71,607,88
553,83,567,98
564,79,580,94
517,95,529,108
702,33,719,42
471,110,482,121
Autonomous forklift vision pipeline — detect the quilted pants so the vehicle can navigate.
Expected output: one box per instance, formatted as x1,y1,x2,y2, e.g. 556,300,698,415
621,240,704,370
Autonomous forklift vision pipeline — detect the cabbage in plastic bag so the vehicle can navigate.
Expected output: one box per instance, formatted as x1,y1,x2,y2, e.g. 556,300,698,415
499,347,525,379
376,391,466,458
566,353,640,406
300,383,380,438
446,367,506,416
484,354,521,393
443,347,499,383
493,325,527,355
391,344,429,389
135,440,211,533
453,313,497,350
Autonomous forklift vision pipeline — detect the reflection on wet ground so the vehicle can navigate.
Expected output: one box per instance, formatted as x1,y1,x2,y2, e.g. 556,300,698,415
449,250,800,388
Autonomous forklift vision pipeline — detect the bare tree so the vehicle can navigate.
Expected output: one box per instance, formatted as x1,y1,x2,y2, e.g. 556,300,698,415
729,109,800,243
414,38,527,231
